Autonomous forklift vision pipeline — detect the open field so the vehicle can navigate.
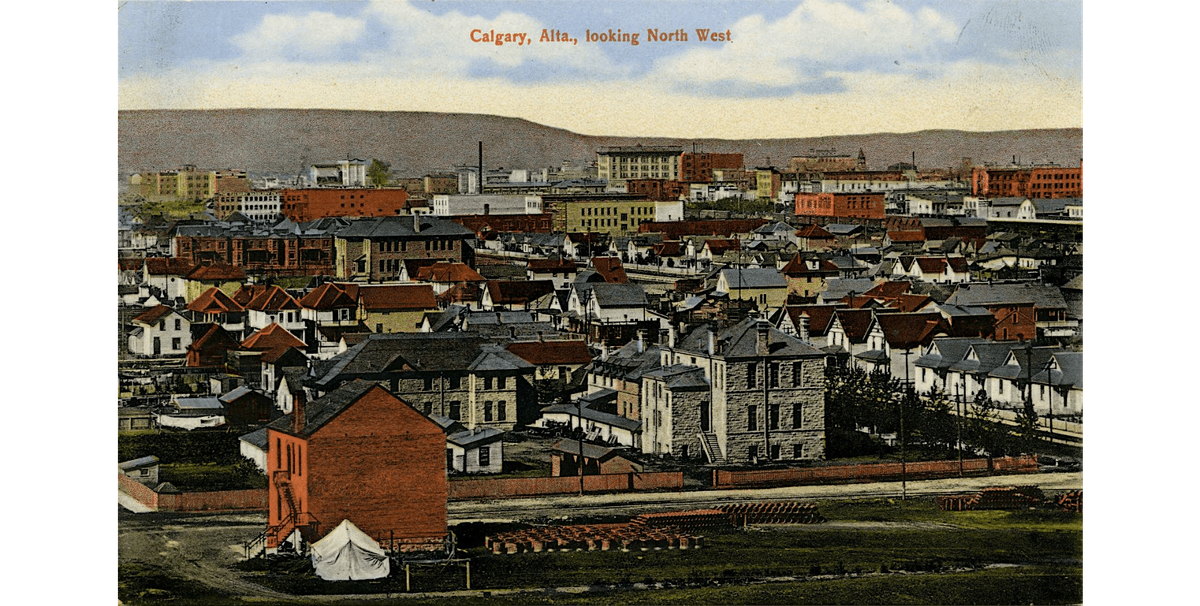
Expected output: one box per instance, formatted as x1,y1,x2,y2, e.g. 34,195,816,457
119,488,1081,605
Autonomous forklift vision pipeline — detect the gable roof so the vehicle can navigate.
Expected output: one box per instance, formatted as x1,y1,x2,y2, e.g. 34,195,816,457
299,283,358,310
588,282,649,308
873,312,948,350
241,323,307,357
310,333,532,389
590,256,628,283
133,304,177,326
357,284,438,311
795,224,834,239
144,257,194,276
831,309,875,343
704,239,741,255
486,280,556,305
415,261,485,283
719,267,787,289
864,281,911,300
266,380,388,438
187,287,244,314
946,282,1067,310
781,304,842,337
184,264,246,282
506,340,593,366
239,285,301,311
677,317,824,359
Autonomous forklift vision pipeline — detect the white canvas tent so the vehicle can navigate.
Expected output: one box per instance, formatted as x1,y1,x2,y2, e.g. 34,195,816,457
310,519,391,581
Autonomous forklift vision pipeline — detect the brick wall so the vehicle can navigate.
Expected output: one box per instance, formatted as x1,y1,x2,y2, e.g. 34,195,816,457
713,455,1037,489
119,473,268,512
447,471,684,500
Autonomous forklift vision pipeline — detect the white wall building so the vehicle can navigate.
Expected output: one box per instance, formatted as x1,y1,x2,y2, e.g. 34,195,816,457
431,194,543,216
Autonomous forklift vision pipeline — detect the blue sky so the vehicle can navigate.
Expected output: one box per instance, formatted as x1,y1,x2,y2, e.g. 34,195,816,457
118,0,1083,137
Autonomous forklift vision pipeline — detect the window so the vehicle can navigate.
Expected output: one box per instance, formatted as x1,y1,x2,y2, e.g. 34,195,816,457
769,404,779,429
449,401,461,420
423,402,432,415
771,444,781,460
747,363,757,389
424,377,435,391
769,363,780,388
748,444,758,461
793,443,804,459
478,445,490,467
139,468,149,477
171,337,181,350
484,376,493,390
748,405,758,431
498,401,507,421
792,403,802,429
449,375,461,390
792,362,802,386
499,376,507,390
484,401,493,422
174,319,181,331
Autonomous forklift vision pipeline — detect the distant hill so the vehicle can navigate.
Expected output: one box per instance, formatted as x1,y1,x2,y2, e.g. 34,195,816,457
118,109,1082,179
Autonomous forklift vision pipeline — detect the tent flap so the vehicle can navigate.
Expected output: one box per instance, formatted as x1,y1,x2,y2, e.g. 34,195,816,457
310,519,390,581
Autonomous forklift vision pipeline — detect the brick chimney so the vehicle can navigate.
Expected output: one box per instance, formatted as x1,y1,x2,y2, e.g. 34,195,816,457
292,390,306,435
413,212,422,233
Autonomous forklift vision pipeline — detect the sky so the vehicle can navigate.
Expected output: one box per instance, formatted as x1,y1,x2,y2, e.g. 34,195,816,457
118,0,1082,138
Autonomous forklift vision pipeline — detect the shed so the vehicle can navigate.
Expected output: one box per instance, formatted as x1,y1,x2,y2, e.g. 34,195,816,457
549,440,643,476
118,455,160,486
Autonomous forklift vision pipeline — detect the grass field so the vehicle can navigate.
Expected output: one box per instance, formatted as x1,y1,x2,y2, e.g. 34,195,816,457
230,496,1080,604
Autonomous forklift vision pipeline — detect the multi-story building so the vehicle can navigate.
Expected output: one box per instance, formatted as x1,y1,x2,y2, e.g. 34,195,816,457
172,219,345,277
213,191,282,221
333,215,476,282
971,164,1082,199
788,149,866,172
309,159,367,187
679,152,744,183
279,188,411,222
644,319,827,464
553,196,684,234
307,332,536,431
627,179,688,202
596,145,683,187
794,191,886,220
214,169,250,194
132,165,214,201
430,194,542,216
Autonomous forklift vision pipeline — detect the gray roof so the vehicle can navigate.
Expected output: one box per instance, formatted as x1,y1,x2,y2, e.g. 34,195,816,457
218,385,263,404
821,278,878,302
310,332,532,389
579,388,618,406
946,282,1067,310
643,364,710,390
594,342,662,382
549,439,630,461
934,303,992,317
825,223,864,236
175,397,223,411
447,427,505,448
754,221,794,234
266,379,380,437
464,311,538,326
239,427,268,449
675,317,824,360
336,215,474,239
950,341,1021,375
988,347,1060,381
118,456,159,471
990,197,1026,207
719,268,787,289
541,401,641,432
914,337,990,370
1062,275,1083,291
589,282,649,308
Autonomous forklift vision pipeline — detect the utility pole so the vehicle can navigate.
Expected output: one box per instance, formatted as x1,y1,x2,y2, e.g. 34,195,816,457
901,348,911,500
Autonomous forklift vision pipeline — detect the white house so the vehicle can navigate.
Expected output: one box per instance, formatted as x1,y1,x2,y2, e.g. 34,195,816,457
431,194,542,216
446,427,505,474
128,305,192,357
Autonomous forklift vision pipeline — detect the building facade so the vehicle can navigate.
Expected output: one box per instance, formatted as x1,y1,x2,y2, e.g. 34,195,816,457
596,145,683,187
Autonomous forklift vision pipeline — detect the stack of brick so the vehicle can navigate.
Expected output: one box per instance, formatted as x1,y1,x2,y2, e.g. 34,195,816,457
973,486,1044,510
935,494,981,511
485,523,704,555
716,502,825,525
1056,490,1082,513
628,509,734,532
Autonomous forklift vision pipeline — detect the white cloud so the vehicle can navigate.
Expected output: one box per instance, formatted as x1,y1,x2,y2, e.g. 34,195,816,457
650,0,960,87
231,11,366,60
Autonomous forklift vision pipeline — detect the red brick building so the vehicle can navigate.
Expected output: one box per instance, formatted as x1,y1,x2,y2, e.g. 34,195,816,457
265,381,447,552
794,191,885,220
636,219,769,239
450,213,554,235
971,165,1082,199
280,188,410,222
627,179,688,201
679,152,744,183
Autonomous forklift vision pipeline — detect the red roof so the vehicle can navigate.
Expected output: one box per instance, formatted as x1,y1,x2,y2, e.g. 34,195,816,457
590,257,628,283
187,287,244,314
863,281,911,300
299,283,357,311
486,280,556,305
795,224,834,239
144,257,194,276
402,258,439,279
357,284,438,311
415,262,485,283
637,219,768,239
527,258,577,272
243,285,300,311
892,293,934,313
874,312,947,349
888,230,926,243
241,323,307,359
704,239,740,255
184,264,246,282
186,324,239,366
118,258,144,272
781,255,839,277
232,284,267,306
782,304,842,337
833,309,875,343
653,241,684,257
506,340,593,366
437,282,483,305
133,304,175,325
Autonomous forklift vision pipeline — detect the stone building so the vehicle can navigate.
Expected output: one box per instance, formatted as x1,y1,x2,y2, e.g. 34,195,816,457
644,318,826,464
